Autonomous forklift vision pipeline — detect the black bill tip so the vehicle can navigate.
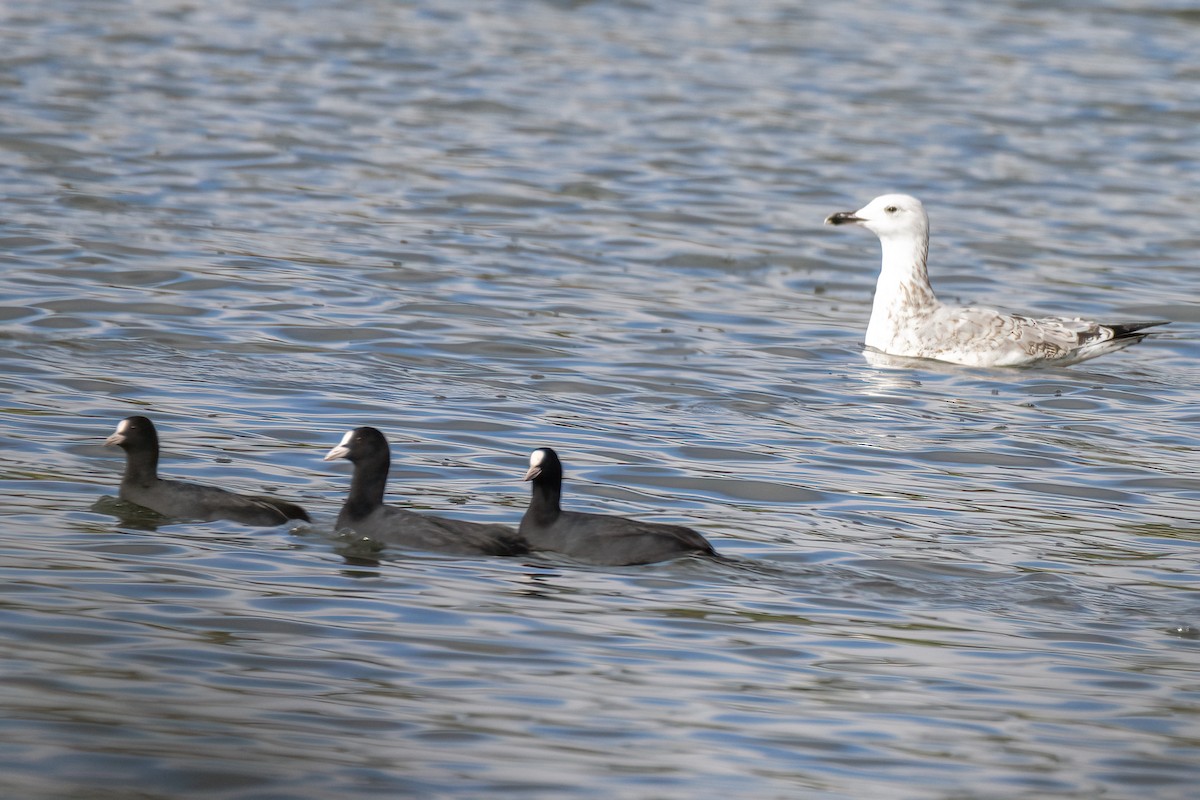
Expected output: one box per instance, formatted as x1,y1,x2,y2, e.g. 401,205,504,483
825,211,863,226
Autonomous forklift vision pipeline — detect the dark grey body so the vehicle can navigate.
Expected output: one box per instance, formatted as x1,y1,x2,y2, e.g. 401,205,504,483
335,503,526,556
120,475,311,527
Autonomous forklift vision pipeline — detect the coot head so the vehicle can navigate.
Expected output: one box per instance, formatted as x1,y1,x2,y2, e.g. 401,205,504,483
324,426,389,465
523,447,563,483
105,415,159,452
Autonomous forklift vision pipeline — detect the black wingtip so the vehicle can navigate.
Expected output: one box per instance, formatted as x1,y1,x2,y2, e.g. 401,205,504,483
1107,320,1170,340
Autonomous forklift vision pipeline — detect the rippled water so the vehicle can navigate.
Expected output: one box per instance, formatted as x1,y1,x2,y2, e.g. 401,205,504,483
2,0,1198,797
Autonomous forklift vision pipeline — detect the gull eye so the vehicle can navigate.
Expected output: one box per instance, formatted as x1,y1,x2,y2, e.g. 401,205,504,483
884,205,898,213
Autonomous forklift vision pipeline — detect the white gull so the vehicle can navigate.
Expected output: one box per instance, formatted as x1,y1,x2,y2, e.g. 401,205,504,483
825,193,1167,367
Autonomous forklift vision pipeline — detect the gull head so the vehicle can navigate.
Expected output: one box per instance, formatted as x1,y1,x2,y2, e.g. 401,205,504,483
826,194,928,241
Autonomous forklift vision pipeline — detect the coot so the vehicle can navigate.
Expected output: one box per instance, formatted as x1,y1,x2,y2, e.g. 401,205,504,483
519,447,715,566
323,426,527,556
105,416,311,526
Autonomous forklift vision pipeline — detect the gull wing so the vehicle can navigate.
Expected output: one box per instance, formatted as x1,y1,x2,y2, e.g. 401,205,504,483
910,307,1166,367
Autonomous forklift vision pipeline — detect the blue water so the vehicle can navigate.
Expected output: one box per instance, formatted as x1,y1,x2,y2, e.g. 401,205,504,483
1,1,1198,797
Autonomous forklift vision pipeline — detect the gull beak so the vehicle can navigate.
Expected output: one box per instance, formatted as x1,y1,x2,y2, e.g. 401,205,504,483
104,432,125,446
323,444,350,462
825,211,864,226
522,465,541,482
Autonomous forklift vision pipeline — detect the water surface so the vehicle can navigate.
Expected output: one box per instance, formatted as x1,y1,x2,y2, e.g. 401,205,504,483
1,1,1198,797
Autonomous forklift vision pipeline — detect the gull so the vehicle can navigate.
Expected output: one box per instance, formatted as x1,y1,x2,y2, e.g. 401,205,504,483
825,193,1167,367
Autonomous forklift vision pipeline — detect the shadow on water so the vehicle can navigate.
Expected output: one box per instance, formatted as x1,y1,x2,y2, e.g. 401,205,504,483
89,495,169,531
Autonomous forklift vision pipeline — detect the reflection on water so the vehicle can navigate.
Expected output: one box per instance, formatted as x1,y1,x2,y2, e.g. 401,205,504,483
2,0,1199,797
